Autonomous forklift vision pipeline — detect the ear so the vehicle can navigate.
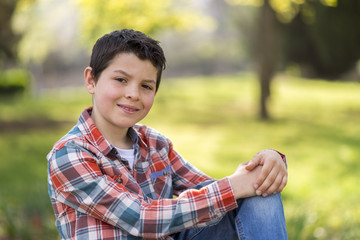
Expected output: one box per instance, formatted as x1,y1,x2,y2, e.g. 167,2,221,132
84,67,96,94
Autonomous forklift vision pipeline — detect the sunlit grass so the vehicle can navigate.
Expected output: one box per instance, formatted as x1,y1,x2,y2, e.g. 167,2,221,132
0,87,90,122
144,73,360,239
0,73,359,239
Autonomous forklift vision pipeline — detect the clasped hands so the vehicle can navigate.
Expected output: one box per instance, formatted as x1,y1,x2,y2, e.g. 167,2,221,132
229,149,288,199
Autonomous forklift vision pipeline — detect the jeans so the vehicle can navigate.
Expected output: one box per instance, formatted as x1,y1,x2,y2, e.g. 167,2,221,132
171,193,287,240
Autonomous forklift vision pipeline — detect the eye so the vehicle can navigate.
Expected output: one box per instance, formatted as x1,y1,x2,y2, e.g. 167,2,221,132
142,84,154,91
115,77,126,83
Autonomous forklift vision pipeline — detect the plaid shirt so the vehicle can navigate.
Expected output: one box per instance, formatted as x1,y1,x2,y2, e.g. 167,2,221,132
47,107,238,239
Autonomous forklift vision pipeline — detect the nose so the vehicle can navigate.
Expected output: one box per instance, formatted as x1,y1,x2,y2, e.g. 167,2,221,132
125,84,140,100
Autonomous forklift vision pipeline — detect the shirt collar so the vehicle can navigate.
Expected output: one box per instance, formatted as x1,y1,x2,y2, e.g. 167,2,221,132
78,107,146,155
127,126,147,148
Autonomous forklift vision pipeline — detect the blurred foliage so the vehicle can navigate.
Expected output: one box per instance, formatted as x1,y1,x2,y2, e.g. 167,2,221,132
226,0,360,79
11,0,216,64
12,0,81,64
226,0,337,22
75,0,216,47
5,0,359,82
0,0,38,66
0,68,32,96
280,0,360,79
0,0,19,66
1,74,359,239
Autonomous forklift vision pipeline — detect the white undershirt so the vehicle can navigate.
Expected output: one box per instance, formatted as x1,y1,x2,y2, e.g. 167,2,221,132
115,147,135,170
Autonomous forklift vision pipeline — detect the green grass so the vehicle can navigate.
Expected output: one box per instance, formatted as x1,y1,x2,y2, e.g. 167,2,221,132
1,73,359,239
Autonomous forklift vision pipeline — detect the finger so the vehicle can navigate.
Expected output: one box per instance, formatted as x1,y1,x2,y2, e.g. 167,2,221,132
253,160,273,189
245,154,262,171
262,173,283,197
245,162,257,171
276,173,288,193
241,160,250,166
256,166,280,195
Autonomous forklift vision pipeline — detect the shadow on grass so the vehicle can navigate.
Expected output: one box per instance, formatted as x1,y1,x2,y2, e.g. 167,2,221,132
0,119,72,132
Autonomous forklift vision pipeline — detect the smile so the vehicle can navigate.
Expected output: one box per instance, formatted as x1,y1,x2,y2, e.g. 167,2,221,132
117,104,140,113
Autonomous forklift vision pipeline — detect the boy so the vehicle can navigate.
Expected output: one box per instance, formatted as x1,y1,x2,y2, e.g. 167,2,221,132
47,29,288,239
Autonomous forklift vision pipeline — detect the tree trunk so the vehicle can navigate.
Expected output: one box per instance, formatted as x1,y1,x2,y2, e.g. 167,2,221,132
0,0,18,68
258,0,277,120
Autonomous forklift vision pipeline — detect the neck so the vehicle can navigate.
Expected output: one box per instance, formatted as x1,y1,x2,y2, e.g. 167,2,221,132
102,127,133,149
90,112,133,149
107,129,133,149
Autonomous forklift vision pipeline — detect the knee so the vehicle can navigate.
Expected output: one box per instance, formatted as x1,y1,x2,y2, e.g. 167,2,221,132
235,193,287,239
238,193,284,219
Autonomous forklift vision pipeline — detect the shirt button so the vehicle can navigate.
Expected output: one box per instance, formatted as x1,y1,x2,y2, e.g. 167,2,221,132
163,171,167,176
115,177,123,184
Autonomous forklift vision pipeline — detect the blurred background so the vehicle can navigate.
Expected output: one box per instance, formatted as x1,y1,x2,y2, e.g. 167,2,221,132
0,0,359,239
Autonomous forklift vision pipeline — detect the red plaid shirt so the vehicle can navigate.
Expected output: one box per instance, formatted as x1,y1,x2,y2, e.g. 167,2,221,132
47,107,238,239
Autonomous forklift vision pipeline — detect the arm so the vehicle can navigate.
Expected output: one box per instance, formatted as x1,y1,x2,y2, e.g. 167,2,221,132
166,138,264,200
166,138,266,199
49,142,237,239
166,139,216,195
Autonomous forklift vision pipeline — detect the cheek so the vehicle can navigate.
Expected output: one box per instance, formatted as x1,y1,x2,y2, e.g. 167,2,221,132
94,86,119,107
143,95,155,110
104,84,121,98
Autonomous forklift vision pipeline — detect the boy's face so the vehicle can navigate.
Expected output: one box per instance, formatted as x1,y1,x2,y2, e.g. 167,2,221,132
85,53,158,134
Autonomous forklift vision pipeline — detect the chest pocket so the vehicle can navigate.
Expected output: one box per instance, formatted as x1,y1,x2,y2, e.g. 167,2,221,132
149,165,172,199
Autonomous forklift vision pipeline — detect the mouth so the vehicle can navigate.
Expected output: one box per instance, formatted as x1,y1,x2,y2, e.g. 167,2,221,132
117,104,140,114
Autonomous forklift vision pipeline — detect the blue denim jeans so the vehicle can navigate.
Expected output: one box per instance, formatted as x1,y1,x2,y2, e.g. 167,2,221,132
171,193,287,240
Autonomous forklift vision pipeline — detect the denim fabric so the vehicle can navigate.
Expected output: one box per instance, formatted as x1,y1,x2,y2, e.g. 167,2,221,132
171,193,287,240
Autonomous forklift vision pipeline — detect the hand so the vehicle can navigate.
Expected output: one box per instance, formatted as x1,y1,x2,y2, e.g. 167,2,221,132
228,163,262,199
245,149,287,197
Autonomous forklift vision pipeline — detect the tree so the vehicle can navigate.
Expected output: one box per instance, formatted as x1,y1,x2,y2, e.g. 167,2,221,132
0,0,39,68
0,0,19,68
280,0,360,79
226,0,339,120
257,0,277,119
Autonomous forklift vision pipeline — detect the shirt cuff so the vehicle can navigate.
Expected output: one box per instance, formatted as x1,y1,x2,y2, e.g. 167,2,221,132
274,150,287,169
209,177,238,217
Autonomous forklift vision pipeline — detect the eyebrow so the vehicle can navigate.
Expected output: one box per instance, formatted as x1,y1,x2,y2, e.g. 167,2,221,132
114,69,156,85
114,69,131,77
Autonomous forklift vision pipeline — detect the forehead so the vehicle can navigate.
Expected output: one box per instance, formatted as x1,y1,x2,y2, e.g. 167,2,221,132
107,53,158,77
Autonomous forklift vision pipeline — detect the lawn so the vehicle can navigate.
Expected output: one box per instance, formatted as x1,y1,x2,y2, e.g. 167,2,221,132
0,73,359,239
